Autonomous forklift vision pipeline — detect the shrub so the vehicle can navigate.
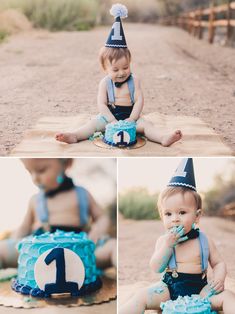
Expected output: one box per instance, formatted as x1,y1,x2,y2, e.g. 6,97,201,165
0,0,98,31
0,29,8,42
119,188,159,220
203,162,235,216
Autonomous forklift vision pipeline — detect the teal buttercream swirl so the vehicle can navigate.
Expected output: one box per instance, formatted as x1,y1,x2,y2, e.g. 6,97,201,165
18,230,94,245
161,295,217,314
106,120,136,130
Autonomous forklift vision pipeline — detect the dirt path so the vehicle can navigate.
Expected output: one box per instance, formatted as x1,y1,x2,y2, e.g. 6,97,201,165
119,216,235,285
0,24,235,155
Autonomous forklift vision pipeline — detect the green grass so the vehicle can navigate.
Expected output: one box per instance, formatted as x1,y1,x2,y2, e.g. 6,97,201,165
119,188,160,220
0,0,98,31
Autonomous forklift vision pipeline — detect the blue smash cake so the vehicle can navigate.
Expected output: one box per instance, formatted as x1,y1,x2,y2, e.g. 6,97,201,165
104,120,137,147
12,230,102,298
161,295,217,314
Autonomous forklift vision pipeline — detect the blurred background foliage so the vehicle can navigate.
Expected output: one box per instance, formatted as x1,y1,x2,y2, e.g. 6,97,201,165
0,0,232,33
0,29,8,42
120,160,235,221
119,188,159,220
0,0,99,31
158,0,231,15
203,161,235,218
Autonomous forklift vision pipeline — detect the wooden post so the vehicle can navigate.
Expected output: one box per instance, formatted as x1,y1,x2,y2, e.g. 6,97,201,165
208,0,215,44
226,0,232,44
198,8,203,39
187,12,191,33
193,12,197,37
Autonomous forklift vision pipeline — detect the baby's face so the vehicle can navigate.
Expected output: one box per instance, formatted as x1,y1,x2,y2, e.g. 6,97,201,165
161,192,200,234
22,159,64,192
105,56,131,83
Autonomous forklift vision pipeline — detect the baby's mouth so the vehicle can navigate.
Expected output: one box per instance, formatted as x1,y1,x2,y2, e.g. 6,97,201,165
116,76,126,81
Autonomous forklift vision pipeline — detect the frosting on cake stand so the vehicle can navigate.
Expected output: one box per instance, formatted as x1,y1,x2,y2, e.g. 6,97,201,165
161,295,217,314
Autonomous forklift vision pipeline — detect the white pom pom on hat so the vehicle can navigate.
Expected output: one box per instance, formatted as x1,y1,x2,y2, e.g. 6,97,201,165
110,3,128,19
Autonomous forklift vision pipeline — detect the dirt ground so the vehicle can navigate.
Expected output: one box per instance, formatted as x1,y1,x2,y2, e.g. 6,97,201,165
119,216,235,285
0,23,235,155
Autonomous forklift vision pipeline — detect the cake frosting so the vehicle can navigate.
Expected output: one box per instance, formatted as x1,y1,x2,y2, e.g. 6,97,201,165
104,120,136,147
12,230,102,298
161,295,217,314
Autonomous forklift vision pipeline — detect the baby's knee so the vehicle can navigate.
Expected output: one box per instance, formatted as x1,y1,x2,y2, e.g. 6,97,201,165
134,287,149,306
136,118,145,133
221,289,235,301
210,289,235,310
0,239,18,268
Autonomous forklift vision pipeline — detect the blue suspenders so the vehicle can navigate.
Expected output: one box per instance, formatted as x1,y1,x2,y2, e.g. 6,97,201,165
106,74,135,105
35,186,89,227
168,231,209,274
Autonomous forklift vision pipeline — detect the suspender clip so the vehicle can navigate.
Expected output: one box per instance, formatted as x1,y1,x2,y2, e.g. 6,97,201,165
172,269,179,278
202,269,207,279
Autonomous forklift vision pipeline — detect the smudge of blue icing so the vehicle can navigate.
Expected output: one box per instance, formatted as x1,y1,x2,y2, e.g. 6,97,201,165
23,297,36,303
204,284,217,299
156,248,173,273
147,282,167,304
89,132,104,141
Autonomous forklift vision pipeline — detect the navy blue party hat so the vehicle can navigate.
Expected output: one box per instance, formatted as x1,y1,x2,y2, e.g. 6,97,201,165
105,4,128,48
168,158,196,191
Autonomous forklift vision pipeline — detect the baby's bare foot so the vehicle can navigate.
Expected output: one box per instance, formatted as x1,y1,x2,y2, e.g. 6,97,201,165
55,132,78,144
162,130,182,147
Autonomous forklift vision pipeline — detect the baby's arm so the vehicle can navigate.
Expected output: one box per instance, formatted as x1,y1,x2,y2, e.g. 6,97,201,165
127,76,144,122
10,196,36,239
208,236,227,294
150,232,180,273
97,78,117,123
87,191,110,243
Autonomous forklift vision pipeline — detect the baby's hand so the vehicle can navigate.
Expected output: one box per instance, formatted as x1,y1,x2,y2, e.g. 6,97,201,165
125,118,135,122
208,276,224,295
163,225,185,248
88,230,100,244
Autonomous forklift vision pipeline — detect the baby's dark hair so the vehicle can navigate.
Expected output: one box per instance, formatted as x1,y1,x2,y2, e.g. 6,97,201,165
99,46,131,70
157,186,202,216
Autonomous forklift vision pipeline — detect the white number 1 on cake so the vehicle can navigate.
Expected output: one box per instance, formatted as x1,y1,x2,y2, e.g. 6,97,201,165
116,131,127,145
44,248,78,295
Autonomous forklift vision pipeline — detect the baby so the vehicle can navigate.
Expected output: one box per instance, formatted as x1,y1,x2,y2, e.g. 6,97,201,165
120,158,235,314
0,158,116,269
56,4,182,147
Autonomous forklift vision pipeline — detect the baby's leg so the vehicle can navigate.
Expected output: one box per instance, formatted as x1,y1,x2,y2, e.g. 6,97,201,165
136,118,182,147
119,281,170,314
0,239,18,268
56,115,106,144
208,289,235,314
95,238,117,269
